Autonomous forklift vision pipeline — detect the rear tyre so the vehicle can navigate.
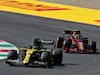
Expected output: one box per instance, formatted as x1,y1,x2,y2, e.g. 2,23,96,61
83,37,88,45
8,50,18,60
63,40,71,53
52,49,63,64
90,41,96,53
56,37,64,48
41,52,51,68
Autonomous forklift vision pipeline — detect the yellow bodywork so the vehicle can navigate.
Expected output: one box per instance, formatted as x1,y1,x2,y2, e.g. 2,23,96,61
19,48,51,64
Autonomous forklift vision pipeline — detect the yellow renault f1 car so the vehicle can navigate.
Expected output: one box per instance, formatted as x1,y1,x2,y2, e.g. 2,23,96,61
5,38,63,68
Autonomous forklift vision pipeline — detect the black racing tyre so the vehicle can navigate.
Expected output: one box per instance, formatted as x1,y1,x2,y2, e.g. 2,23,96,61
56,37,64,48
64,40,71,48
41,52,51,68
90,41,96,53
63,40,71,53
83,43,88,50
8,50,18,60
22,50,26,61
83,37,88,45
52,49,63,64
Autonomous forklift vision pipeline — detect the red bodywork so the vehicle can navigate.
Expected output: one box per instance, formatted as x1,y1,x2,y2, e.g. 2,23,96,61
62,30,97,53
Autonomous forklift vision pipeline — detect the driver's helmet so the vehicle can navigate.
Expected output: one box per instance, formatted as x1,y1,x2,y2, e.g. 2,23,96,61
73,30,79,36
29,45,33,49
73,31,76,36
34,38,43,49
72,30,80,39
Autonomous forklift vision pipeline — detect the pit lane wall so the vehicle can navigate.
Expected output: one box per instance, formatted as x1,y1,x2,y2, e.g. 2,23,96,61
0,40,19,60
0,0,100,26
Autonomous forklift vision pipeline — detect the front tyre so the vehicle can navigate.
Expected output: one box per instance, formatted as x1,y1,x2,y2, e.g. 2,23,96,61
8,50,18,60
41,52,51,68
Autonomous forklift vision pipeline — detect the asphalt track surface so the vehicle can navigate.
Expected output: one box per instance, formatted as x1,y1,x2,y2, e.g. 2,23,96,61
0,11,100,75
39,0,100,10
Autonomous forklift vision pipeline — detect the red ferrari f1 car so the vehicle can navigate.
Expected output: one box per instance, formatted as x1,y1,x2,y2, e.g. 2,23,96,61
56,30,98,53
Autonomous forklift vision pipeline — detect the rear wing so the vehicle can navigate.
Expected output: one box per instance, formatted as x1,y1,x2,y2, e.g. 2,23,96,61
63,30,80,36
